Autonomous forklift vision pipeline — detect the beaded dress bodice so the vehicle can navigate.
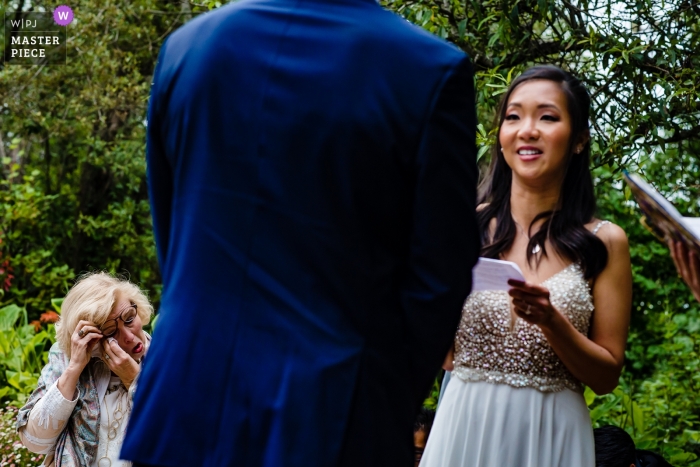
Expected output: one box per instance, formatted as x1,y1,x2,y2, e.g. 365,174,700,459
453,262,594,393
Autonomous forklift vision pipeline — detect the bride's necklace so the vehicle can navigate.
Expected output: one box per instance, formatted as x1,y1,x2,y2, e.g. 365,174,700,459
98,383,129,467
514,220,541,255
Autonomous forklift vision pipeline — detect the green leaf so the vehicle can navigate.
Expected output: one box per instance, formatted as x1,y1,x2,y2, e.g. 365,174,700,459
458,19,467,38
51,298,64,314
0,305,22,331
477,145,490,161
584,386,596,406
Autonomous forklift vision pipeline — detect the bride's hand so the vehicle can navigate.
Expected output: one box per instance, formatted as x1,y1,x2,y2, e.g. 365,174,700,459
507,279,559,328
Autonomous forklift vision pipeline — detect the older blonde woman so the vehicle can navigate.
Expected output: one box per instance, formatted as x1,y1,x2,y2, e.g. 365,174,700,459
17,272,153,467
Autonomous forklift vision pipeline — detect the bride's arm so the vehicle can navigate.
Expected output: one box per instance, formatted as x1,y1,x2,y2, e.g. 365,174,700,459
508,223,632,395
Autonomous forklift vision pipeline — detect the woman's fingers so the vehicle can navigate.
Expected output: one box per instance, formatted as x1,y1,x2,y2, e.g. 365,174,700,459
102,341,118,371
668,241,700,302
102,338,116,360
684,246,696,278
512,302,537,322
508,288,541,301
102,338,127,366
106,338,128,357
507,279,550,296
668,241,682,274
85,334,102,352
511,295,557,327
73,333,102,362
72,331,102,346
689,250,700,288
102,338,140,388
675,242,698,284
685,249,700,302
507,279,532,290
508,287,551,308
81,332,102,341
73,321,101,340
512,298,537,312
507,279,554,324
677,242,691,279
78,326,101,335
507,285,537,299
512,298,527,313
72,321,102,354
68,324,102,372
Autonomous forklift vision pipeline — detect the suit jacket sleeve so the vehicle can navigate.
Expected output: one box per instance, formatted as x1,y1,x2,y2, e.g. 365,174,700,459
146,42,174,273
401,55,480,405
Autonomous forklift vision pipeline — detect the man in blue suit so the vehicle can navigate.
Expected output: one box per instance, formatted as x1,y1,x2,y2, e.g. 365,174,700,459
122,0,480,465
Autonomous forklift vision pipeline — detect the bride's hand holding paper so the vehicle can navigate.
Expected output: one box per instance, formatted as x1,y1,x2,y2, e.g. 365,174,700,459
507,279,558,328
472,258,532,330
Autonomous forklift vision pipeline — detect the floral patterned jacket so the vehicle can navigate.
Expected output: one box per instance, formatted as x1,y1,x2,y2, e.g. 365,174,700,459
16,337,149,467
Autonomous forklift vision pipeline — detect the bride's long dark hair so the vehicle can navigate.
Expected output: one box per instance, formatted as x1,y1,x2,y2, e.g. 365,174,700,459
477,65,607,280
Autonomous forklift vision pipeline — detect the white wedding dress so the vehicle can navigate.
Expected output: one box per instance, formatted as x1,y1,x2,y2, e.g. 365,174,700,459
419,232,608,467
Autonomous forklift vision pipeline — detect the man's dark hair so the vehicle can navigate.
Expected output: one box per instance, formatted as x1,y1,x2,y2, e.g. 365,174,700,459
414,407,436,435
636,449,673,467
594,425,636,467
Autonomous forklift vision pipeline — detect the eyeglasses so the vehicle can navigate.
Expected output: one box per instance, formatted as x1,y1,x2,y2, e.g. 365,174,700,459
100,304,138,337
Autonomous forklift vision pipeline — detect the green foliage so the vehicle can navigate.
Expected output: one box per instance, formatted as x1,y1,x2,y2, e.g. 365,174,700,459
0,404,44,466
0,305,54,406
0,0,200,318
0,0,698,459
422,375,443,411
585,156,700,461
0,302,56,463
586,367,700,465
0,164,75,314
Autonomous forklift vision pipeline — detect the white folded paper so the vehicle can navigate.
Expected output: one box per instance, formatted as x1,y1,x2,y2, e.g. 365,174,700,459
472,257,526,292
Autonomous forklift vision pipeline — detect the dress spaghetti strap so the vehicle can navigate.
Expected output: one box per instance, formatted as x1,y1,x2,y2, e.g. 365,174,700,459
592,220,610,236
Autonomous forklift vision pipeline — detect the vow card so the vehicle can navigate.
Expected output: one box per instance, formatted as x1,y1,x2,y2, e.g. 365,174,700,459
472,257,526,292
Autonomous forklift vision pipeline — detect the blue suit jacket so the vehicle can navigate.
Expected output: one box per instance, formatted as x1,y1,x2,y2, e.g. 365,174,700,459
122,0,479,465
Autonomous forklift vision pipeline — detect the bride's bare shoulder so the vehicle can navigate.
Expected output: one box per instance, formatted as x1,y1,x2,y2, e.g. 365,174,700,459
586,219,628,250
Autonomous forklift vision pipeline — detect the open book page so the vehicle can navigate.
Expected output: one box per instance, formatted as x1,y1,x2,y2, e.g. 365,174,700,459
681,217,700,239
623,171,700,252
472,257,525,292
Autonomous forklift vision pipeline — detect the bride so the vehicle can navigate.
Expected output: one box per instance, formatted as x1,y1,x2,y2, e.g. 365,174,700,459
420,65,632,467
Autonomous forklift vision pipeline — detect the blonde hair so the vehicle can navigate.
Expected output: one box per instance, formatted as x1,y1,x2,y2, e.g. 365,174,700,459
55,272,154,357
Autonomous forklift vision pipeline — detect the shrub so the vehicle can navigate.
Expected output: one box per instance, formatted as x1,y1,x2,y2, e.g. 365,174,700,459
0,404,44,467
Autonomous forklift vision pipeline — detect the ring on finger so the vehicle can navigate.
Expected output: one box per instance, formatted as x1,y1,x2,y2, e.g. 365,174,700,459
105,354,110,360
78,329,85,338
524,304,532,315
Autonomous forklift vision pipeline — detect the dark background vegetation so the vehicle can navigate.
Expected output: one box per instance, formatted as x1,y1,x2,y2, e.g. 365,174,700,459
0,0,698,464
